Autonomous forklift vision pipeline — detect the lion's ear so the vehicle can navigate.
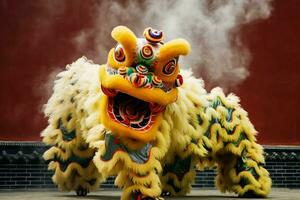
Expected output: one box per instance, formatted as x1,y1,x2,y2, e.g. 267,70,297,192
110,26,137,67
157,39,190,63
154,39,190,82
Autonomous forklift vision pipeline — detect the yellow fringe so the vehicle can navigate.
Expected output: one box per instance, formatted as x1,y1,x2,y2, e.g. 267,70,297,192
42,56,271,199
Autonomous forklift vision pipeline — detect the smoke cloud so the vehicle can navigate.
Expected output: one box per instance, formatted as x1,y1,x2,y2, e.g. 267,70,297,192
74,0,272,89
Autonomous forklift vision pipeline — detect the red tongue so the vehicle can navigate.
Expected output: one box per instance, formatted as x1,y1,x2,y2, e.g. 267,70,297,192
101,85,117,97
149,102,165,113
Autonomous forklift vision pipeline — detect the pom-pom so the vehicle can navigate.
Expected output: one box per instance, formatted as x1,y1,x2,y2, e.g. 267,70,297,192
136,65,148,74
118,67,127,76
128,73,149,88
175,74,183,87
152,76,162,87
140,44,154,60
143,27,163,43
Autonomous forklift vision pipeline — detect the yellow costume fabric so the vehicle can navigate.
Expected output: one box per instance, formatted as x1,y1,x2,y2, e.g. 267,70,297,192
42,26,271,200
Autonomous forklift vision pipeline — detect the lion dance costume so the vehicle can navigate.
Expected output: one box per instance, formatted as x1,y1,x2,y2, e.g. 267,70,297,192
42,26,271,200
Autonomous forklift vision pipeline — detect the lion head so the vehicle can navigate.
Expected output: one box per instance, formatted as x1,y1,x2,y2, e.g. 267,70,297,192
100,26,190,143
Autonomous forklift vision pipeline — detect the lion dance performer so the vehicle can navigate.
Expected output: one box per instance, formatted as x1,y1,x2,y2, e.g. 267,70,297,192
42,26,271,200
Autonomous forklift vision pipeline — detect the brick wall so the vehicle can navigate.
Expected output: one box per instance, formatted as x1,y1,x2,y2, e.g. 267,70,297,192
0,142,299,190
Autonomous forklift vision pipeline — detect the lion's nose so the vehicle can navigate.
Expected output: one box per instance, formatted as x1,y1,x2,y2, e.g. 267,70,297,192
136,65,148,74
127,73,150,88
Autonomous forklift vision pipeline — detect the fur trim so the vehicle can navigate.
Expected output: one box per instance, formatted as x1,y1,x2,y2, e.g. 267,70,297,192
42,57,271,199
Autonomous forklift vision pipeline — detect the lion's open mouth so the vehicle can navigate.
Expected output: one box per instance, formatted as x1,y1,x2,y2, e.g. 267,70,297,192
101,86,165,131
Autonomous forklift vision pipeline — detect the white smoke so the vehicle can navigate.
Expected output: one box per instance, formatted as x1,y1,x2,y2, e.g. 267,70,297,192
74,0,272,90
34,66,63,111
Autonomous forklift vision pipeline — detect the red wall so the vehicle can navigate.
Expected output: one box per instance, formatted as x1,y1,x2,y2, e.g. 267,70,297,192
0,0,299,144
236,0,300,145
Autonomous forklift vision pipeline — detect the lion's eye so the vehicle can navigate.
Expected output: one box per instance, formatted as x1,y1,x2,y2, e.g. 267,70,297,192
162,59,177,75
140,44,154,60
114,45,125,62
